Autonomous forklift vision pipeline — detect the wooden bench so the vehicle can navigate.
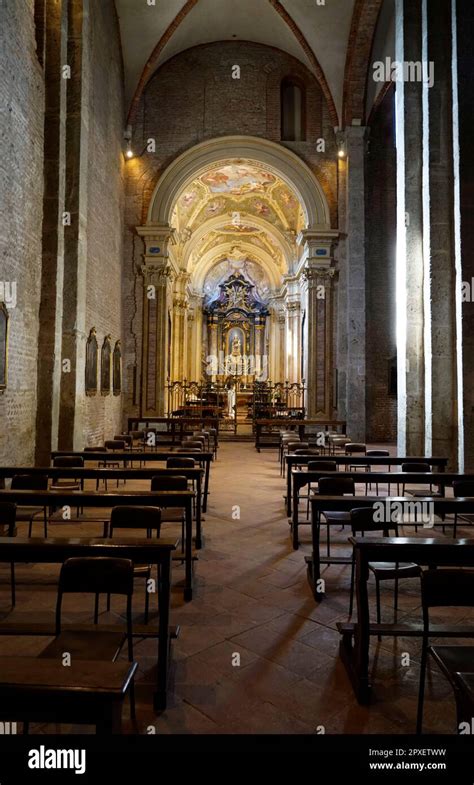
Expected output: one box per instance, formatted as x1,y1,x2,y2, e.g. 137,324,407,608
0,657,137,734
290,469,472,545
0,536,177,711
306,495,474,599
51,450,213,513
0,488,195,602
338,537,474,705
285,455,449,516
0,466,204,549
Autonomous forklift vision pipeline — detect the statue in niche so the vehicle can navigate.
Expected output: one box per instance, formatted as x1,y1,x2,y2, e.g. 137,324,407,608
113,340,121,395
232,335,242,356
85,327,98,396
101,335,112,396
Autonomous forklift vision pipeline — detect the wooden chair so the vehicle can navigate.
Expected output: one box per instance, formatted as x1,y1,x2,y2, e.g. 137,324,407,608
0,502,16,607
11,475,48,537
108,506,162,624
50,456,84,516
400,463,436,532
417,568,474,734
345,443,367,473
318,476,355,558
305,461,337,517
366,449,390,494
452,481,474,537
99,440,127,488
38,556,136,720
348,508,421,637
151,475,187,554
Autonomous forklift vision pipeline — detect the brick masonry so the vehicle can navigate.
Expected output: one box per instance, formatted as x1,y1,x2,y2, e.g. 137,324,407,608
365,86,397,442
0,0,45,464
82,0,124,446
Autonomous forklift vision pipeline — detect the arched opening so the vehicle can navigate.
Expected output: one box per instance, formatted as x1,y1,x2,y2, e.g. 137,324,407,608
139,136,336,423
281,78,306,142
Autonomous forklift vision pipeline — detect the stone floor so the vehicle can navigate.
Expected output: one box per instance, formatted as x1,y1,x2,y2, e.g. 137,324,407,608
0,442,471,735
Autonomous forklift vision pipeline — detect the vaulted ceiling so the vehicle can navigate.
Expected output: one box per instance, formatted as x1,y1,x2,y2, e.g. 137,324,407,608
115,0,390,127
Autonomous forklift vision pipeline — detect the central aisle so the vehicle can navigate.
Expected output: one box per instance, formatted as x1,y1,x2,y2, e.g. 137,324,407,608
136,442,445,735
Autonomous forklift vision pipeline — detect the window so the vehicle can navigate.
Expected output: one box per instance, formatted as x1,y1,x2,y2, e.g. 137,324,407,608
281,79,305,141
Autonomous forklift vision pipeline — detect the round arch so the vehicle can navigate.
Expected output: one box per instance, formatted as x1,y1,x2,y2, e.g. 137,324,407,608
146,136,331,229
190,243,284,292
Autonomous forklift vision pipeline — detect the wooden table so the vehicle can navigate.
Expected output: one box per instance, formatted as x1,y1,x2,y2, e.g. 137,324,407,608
285,454,449,517
255,419,347,452
51,450,213,512
0,657,138,733
0,466,204,548
339,537,474,704
307,495,474,600
290,469,471,547
0,536,178,711
0,488,195,601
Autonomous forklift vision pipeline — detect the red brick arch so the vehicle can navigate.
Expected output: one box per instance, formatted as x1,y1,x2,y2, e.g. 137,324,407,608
343,0,384,126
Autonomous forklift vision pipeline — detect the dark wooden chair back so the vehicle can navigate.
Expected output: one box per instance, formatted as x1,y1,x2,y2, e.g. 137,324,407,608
308,461,337,472
0,502,16,535
52,456,84,468
401,462,430,473
11,474,48,491
109,506,162,536
350,507,395,536
318,477,355,496
151,475,188,492
453,481,474,498
167,457,195,468
421,569,474,614
105,440,126,451
345,443,367,455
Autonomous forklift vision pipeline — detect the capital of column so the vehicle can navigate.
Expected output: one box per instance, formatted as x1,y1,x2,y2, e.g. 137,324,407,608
137,223,177,266
303,265,337,289
297,228,339,268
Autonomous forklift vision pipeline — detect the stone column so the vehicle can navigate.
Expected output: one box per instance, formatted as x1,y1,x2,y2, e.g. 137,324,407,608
297,231,338,420
395,0,425,454
35,0,68,462
303,266,336,418
422,0,457,464
343,127,368,442
136,225,176,416
171,272,190,382
57,0,90,450
453,0,474,470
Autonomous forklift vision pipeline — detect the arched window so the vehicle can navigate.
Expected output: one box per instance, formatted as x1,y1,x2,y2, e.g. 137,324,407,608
281,79,305,141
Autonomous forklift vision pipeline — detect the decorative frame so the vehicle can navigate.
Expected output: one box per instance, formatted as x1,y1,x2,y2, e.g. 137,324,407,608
0,303,9,391
85,327,98,396
113,340,122,396
101,334,112,396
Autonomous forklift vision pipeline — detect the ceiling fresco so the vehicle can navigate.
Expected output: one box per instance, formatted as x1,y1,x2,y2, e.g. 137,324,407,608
170,158,305,294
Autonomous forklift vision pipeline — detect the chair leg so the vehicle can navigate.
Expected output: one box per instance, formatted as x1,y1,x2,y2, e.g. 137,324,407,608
10,562,15,607
28,518,33,538
326,523,331,558
144,582,149,625
181,517,185,554
394,576,399,617
43,510,48,538
349,556,355,617
454,513,457,538
375,578,382,642
416,645,429,734
94,593,99,624
129,678,136,721
106,592,111,612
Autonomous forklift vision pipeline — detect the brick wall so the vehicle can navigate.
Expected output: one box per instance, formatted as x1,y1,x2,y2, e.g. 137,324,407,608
82,0,124,445
122,41,338,416
0,0,44,464
365,86,397,442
